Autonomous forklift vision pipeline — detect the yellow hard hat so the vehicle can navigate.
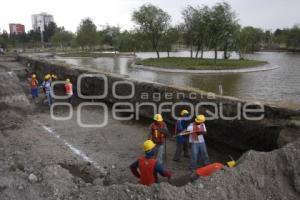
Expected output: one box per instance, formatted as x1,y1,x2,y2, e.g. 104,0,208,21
195,115,205,123
32,74,36,79
51,74,57,79
143,140,156,152
45,74,51,80
180,109,189,116
227,160,236,168
66,78,70,83
153,114,163,122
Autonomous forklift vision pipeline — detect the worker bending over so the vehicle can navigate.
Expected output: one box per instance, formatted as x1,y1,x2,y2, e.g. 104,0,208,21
130,140,172,186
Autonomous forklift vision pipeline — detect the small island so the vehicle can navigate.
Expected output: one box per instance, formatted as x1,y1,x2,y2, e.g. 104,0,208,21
135,57,268,70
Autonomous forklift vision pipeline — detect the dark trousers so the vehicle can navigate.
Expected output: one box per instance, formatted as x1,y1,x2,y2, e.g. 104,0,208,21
173,140,189,161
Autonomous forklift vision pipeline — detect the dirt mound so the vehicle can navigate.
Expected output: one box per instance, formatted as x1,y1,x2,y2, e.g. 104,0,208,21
0,103,26,130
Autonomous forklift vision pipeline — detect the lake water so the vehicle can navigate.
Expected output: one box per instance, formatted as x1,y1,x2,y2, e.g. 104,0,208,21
54,51,300,107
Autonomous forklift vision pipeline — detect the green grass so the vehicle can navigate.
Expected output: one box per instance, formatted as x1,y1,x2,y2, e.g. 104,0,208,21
135,57,268,70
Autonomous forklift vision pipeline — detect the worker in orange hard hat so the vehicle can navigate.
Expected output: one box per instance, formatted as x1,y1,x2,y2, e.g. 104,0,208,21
187,115,210,170
148,114,170,164
129,140,172,186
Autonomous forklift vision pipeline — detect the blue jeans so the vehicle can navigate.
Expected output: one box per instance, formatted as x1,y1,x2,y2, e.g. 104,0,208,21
191,142,210,170
155,144,164,165
31,88,38,99
46,92,52,106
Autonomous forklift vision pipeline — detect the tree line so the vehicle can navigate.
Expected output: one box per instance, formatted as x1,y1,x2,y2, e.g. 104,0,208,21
1,2,300,60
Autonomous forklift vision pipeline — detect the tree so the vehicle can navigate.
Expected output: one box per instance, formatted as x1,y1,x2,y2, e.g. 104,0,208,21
161,27,179,57
101,25,121,53
44,22,57,42
132,4,171,59
50,28,74,48
76,18,98,49
236,26,264,58
181,6,197,58
209,2,237,63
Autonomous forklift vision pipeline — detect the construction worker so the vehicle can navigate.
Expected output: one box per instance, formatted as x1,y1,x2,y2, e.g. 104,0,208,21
30,74,39,100
187,115,210,170
51,74,57,81
173,110,190,162
65,78,73,103
129,140,172,186
148,114,169,164
42,74,52,107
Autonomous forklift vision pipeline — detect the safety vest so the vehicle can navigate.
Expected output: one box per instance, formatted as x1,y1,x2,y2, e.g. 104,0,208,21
138,156,157,185
150,123,165,144
65,83,73,95
31,79,38,89
196,162,224,177
191,122,204,141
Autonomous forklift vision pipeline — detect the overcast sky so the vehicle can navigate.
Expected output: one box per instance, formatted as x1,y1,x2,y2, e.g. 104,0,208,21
1,0,299,33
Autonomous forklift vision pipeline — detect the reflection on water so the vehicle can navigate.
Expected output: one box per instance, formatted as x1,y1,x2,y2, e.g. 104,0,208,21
54,51,300,105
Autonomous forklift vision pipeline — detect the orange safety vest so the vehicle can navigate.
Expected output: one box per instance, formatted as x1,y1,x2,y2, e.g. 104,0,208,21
31,79,38,89
196,162,224,177
65,83,73,95
150,122,165,144
191,123,204,141
138,156,157,185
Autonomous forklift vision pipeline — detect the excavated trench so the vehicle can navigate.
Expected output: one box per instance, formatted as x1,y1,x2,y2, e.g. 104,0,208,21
1,56,300,196
15,56,300,188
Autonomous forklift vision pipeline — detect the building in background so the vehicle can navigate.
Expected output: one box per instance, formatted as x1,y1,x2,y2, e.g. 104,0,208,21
9,23,25,35
31,12,54,31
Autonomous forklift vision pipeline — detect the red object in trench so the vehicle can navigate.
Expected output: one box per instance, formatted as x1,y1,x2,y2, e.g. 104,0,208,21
196,162,225,177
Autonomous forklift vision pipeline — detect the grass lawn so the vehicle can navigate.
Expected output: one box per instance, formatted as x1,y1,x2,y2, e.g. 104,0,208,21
135,57,268,70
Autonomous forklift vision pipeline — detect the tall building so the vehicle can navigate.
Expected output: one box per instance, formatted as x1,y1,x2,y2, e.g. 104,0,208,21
9,23,25,35
31,12,54,31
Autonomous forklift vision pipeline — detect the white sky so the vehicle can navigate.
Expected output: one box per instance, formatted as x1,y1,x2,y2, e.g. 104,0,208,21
1,0,299,33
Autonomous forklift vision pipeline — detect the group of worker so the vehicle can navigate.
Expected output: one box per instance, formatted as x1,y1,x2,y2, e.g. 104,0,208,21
29,73,73,106
130,110,236,186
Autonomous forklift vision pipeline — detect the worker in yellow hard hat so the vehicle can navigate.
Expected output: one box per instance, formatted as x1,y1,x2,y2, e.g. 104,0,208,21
30,73,39,100
65,78,73,103
148,113,170,164
129,140,172,186
186,114,210,170
173,109,190,162
51,74,57,81
42,73,53,107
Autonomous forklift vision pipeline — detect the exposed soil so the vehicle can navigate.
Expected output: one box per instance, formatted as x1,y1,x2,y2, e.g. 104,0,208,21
0,56,299,200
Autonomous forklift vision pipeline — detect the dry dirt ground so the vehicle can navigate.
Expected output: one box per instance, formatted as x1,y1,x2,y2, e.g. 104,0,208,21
0,56,299,200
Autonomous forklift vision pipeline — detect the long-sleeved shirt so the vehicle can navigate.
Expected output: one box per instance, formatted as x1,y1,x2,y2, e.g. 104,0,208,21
175,117,189,143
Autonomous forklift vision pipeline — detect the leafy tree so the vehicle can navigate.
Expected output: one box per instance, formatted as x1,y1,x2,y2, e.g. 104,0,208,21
181,6,197,58
132,4,171,59
76,18,98,49
44,22,57,42
161,27,179,57
236,26,264,58
209,2,237,62
101,25,121,53
50,28,74,48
